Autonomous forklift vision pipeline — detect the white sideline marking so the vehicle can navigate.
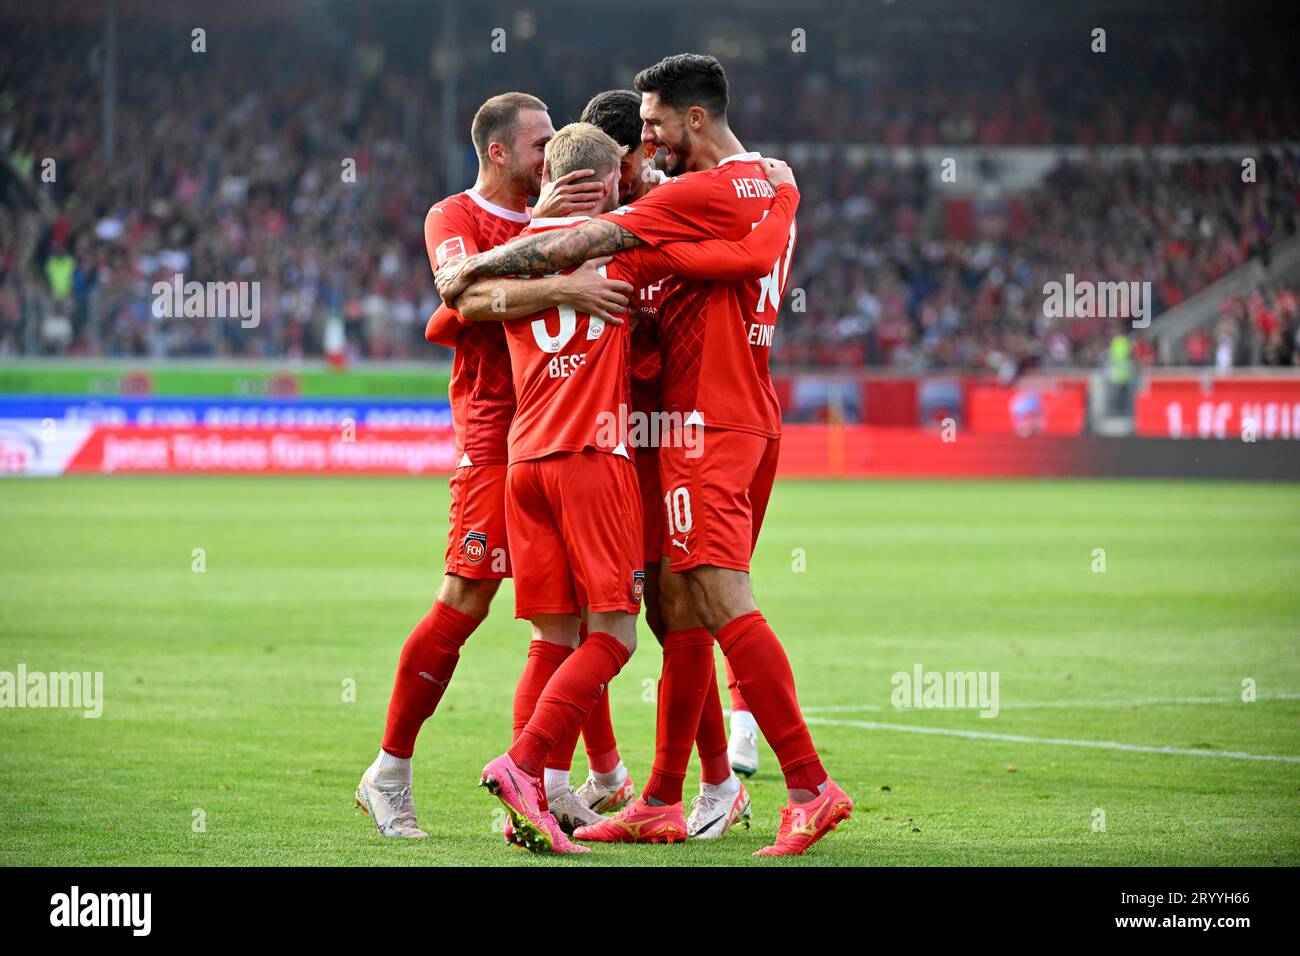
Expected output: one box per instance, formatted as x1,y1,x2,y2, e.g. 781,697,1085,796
801,703,886,713
803,716,1300,764
801,692,1300,715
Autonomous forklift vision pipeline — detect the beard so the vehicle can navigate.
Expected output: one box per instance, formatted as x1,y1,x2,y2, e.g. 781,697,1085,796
508,156,542,198
659,129,692,177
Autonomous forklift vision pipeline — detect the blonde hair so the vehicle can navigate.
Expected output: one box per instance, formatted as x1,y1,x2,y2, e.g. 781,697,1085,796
544,122,627,183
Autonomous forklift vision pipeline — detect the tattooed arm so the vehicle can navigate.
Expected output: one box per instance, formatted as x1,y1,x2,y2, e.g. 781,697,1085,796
455,258,632,324
436,219,640,306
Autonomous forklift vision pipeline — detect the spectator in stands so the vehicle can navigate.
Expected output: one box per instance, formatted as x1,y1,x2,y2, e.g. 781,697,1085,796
2,19,1296,370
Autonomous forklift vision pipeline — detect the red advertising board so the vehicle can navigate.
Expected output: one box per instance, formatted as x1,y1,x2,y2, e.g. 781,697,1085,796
966,381,1089,436
776,424,1090,478
1135,378,1300,440
63,426,458,474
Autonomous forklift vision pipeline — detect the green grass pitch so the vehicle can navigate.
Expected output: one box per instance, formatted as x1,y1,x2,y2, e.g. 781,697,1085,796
1,476,1297,866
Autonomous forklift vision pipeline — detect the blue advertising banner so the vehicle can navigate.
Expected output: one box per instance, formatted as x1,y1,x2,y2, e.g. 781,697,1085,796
0,395,452,430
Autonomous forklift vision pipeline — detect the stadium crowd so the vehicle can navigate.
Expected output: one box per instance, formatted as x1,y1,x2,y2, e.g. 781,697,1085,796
2,21,1297,370
1185,285,1300,369
786,151,1300,371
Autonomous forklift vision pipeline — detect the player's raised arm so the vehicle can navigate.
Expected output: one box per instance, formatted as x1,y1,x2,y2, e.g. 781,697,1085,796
532,167,605,218
451,257,633,324
436,219,641,304
641,182,799,283
608,159,798,288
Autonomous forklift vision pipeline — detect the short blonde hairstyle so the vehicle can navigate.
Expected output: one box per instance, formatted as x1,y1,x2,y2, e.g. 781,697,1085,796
544,122,627,184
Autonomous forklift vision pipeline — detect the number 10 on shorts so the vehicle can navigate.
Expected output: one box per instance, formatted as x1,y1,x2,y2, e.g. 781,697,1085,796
665,486,693,555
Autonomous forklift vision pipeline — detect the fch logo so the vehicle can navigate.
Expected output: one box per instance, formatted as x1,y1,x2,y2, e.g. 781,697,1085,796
462,530,487,564
631,570,646,603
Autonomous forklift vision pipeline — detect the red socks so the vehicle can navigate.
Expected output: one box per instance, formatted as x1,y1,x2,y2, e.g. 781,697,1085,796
643,627,714,805
716,611,826,792
544,626,623,776
547,720,582,773
510,632,631,777
713,656,753,782
381,600,481,759
696,658,732,786
582,689,622,774
513,639,573,741
725,656,750,714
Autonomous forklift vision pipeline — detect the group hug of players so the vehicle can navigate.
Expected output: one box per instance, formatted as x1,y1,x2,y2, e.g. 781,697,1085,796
354,53,852,856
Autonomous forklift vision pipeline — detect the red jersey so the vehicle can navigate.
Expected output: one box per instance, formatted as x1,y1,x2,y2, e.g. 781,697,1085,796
601,152,798,438
500,200,800,463
629,280,665,419
502,216,664,464
424,189,530,466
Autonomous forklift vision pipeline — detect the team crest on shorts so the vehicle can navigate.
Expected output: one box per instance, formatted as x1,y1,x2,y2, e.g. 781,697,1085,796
462,530,488,564
631,570,646,603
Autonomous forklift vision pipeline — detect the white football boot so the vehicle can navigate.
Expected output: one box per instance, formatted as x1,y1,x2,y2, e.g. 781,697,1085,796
574,764,637,814
354,755,429,839
687,773,752,840
728,709,760,777
546,785,604,834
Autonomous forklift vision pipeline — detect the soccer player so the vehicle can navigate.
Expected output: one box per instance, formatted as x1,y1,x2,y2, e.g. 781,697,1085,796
354,92,633,839
442,121,800,853
491,91,769,838
522,91,660,827
578,88,757,840
437,55,853,857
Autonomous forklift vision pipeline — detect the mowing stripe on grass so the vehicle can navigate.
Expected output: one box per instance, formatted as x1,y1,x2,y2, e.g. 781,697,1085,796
801,692,1300,714
804,716,1300,763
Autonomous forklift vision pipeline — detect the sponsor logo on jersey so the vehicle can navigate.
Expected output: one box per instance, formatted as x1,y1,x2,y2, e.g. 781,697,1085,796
436,235,467,266
631,570,646,603
462,530,488,564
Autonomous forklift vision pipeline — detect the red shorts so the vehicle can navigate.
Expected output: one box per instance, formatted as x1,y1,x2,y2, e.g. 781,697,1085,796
635,447,665,566
506,449,645,618
444,463,512,579
659,428,780,573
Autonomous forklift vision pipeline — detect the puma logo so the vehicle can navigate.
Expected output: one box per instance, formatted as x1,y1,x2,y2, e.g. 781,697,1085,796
419,672,450,689
671,537,691,554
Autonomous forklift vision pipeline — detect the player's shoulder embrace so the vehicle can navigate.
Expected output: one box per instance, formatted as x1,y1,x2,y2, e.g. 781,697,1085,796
427,194,478,240
428,191,469,218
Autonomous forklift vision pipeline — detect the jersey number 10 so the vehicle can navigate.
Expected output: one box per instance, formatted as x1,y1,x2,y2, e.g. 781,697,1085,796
752,215,797,315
